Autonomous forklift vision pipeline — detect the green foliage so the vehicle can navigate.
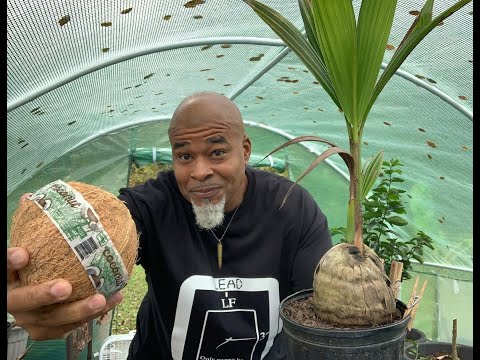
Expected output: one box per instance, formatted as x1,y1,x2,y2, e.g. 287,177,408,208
331,159,435,281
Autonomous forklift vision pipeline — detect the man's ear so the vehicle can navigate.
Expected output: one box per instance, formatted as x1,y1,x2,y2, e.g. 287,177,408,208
243,136,252,164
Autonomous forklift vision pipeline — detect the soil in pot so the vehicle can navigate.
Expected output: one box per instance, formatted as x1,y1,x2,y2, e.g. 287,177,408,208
283,292,404,329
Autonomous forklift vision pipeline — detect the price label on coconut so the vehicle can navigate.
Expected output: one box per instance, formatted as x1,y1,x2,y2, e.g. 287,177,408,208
28,180,129,298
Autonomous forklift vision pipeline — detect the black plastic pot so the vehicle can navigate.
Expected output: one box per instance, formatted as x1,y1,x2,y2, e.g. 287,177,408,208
405,327,427,344
404,341,473,360
280,289,410,360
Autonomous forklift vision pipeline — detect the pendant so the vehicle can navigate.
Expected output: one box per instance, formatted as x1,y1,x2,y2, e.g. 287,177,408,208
217,242,223,269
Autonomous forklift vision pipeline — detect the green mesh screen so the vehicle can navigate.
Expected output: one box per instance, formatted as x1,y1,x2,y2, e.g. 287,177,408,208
7,0,473,352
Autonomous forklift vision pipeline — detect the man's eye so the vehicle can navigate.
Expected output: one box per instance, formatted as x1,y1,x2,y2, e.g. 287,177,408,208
179,154,190,161
212,150,226,157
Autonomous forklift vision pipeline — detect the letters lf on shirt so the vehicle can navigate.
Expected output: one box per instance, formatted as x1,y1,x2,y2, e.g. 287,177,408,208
171,276,282,360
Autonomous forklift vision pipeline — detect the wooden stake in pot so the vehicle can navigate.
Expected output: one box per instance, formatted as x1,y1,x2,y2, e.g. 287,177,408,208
403,276,428,331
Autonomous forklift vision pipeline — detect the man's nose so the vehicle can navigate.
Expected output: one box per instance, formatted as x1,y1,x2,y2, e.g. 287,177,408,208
190,157,214,181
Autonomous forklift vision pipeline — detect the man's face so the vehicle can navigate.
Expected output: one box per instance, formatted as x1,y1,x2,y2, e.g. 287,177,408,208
169,107,251,212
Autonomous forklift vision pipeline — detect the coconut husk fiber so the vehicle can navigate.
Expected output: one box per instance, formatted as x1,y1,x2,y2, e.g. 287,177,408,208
9,181,139,302
312,243,397,326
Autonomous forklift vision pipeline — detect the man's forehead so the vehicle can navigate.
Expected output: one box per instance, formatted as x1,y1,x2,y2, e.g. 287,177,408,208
172,135,229,150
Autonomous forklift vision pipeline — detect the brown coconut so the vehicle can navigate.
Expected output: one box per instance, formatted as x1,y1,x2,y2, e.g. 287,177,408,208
9,181,139,302
312,242,397,326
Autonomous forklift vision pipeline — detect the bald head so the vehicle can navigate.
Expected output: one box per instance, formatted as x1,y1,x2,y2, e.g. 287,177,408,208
168,92,246,139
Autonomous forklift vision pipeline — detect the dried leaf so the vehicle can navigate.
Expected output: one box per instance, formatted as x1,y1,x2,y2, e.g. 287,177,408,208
426,78,437,84
415,74,425,79
427,154,432,159
313,81,319,84
207,78,215,81
200,68,211,72
317,108,323,111
338,108,344,113
163,15,171,20
386,44,395,50
426,140,437,148
21,168,27,174
216,55,224,58
384,122,391,126
458,95,468,100
36,161,44,168
409,10,420,16
101,21,112,27
418,128,425,132
121,8,133,14
201,45,212,51
221,44,231,48
123,87,131,90
256,96,264,100
193,15,203,19
17,138,25,144
68,121,76,125
59,15,71,27
30,107,40,113
223,84,232,86
363,141,369,145
154,92,163,95
439,176,445,180
250,56,262,61
288,67,295,70
21,143,29,149
134,84,142,88
184,0,205,8
144,73,155,79
461,145,470,151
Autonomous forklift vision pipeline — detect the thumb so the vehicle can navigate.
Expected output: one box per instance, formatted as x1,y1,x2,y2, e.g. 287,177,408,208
20,193,33,203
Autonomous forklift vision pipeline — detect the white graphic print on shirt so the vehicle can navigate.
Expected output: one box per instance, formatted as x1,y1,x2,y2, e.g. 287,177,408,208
171,276,283,360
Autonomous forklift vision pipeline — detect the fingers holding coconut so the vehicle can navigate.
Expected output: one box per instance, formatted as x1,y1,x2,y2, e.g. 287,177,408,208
9,291,123,341
7,247,29,285
7,279,73,313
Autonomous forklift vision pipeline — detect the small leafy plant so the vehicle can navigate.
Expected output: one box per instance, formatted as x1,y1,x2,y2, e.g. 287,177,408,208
331,158,435,281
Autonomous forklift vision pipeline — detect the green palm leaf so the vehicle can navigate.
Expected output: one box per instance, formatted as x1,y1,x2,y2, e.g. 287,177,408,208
310,0,357,126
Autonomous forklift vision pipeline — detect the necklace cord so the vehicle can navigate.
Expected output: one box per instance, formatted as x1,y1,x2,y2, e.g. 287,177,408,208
210,204,240,243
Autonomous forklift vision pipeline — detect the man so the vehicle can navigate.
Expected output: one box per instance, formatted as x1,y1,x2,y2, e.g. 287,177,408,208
7,92,333,359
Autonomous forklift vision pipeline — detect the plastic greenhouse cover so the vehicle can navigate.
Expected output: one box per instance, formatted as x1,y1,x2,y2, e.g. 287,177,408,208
7,0,472,349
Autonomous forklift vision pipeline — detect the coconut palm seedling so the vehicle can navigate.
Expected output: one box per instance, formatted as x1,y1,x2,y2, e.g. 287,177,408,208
245,0,471,326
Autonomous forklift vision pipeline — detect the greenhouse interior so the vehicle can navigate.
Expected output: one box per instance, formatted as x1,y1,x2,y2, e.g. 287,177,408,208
7,0,472,359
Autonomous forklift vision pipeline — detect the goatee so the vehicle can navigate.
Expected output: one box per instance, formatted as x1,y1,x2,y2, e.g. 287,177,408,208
191,196,226,230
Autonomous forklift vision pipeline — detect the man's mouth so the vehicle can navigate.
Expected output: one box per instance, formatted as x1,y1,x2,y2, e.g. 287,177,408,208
190,186,222,199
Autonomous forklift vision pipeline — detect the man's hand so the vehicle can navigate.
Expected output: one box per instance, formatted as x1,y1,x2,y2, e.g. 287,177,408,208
7,193,124,340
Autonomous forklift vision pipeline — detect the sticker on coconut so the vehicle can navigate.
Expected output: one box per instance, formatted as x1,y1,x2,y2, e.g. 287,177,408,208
28,180,129,298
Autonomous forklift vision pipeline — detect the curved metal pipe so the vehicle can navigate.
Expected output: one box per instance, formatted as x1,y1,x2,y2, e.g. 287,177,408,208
7,37,285,112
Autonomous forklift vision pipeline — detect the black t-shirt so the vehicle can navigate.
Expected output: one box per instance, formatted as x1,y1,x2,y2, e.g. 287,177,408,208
118,167,332,360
